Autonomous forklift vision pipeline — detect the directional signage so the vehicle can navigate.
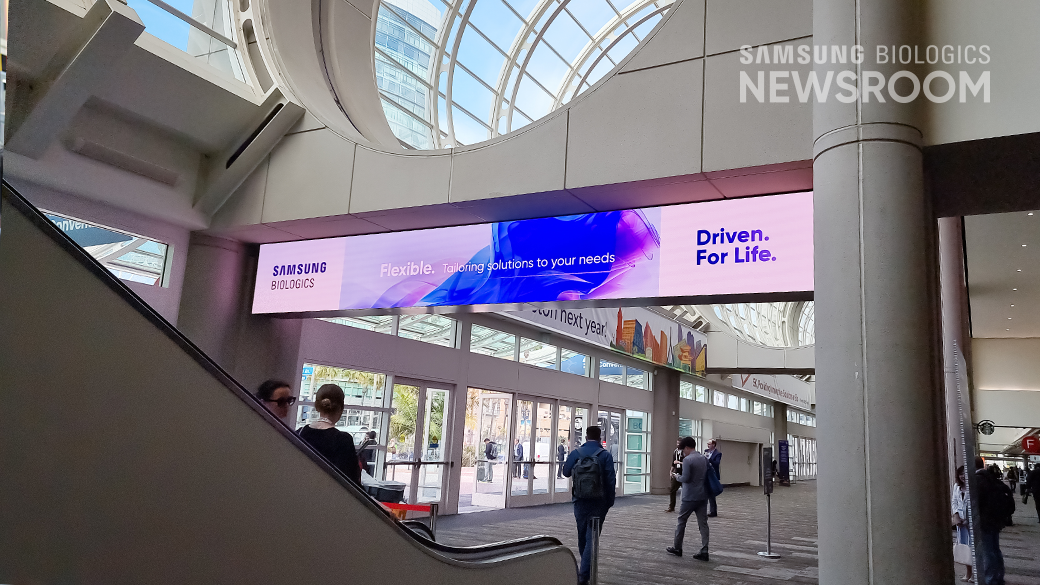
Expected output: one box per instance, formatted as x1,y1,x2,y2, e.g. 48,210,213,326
1023,436,1040,454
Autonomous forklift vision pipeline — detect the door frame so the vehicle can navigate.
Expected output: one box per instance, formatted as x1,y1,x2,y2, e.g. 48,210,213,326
506,396,593,507
387,375,455,506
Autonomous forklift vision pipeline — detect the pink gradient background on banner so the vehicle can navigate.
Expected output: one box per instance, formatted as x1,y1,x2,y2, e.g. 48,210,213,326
337,224,490,309
252,237,347,313
658,192,814,297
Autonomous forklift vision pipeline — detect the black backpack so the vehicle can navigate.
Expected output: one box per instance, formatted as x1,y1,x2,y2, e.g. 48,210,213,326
572,448,606,500
994,479,1016,520
982,472,1016,522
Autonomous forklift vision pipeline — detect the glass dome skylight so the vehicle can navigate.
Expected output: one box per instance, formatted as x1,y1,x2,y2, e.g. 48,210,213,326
374,0,674,149
709,302,816,348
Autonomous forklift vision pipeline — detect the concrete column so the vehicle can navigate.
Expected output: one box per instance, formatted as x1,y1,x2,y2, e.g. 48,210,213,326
773,403,788,460
178,233,302,392
938,218,975,483
650,368,680,495
814,1,952,583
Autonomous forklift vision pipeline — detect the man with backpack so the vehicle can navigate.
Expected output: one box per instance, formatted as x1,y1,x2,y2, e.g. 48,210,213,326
483,438,498,483
976,456,1015,585
562,426,616,585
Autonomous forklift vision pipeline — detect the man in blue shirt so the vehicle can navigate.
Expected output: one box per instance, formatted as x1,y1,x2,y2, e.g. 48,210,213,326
563,426,616,585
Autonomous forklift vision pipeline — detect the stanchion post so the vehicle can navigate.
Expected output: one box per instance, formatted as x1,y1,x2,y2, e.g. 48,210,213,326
759,446,781,559
429,503,439,541
589,516,601,585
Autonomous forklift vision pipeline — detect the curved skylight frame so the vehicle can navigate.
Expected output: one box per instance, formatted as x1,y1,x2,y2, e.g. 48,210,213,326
702,302,816,349
374,0,675,149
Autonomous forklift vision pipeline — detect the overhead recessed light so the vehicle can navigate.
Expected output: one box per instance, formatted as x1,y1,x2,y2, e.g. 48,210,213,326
1007,328,1011,331
1013,288,1018,291
1030,212,1036,216
1018,269,1023,272
1011,304,1015,307
1008,317,1013,320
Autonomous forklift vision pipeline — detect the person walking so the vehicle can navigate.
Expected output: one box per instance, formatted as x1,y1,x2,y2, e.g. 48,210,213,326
483,438,497,483
1007,466,1018,495
976,456,1015,585
557,438,567,480
705,439,722,517
357,430,378,477
952,465,974,583
1025,463,1040,523
666,437,710,561
665,439,683,512
562,426,616,585
513,438,523,479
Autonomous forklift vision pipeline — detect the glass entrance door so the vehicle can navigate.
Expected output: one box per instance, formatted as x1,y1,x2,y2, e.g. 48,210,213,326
459,388,512,512
509,397,554,506
385,379,452,505
553,403,590,503
598,408,624,492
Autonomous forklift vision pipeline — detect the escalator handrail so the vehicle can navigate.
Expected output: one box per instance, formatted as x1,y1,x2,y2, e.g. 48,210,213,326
0,180,569,566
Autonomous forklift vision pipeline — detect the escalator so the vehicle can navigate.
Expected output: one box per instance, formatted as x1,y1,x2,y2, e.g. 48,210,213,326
0,180,577,584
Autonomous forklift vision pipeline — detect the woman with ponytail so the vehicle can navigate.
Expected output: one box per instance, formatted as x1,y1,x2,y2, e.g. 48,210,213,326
298,384,362,483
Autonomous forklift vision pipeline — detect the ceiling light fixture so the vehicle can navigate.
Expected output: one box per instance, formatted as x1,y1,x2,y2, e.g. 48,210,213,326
1018,269,1023,272
1013,288,1018,291
1008,317,1012,320
1030,212,1035,216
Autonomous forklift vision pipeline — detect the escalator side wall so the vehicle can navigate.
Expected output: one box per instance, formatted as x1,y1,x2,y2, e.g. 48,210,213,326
0,186,576,585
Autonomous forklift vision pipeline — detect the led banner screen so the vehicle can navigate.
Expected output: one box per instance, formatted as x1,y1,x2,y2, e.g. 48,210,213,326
251,191,813,314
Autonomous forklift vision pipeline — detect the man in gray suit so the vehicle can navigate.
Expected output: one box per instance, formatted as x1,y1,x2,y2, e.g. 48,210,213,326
666,436,710,561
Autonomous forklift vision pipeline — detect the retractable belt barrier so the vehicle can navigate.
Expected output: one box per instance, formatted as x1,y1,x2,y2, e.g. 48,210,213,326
383,502,440,540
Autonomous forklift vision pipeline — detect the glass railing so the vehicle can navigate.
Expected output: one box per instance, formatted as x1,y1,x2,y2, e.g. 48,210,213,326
122,0,247,83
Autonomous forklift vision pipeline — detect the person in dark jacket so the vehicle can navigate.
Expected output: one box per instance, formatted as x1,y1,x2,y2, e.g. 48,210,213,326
666,439,683,512
705,439,722,517
513,438,523,478
666,437,711,561
562,426,616,585
483,438,497,482
357,430,378,476
1026,463,1040,523
976,456,1010,585
557,438,567,479
298,384,361,483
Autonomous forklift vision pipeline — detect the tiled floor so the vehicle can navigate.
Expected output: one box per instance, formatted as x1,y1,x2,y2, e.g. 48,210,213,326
996,496,1040,585
439,482,820,584
440,479,1040,584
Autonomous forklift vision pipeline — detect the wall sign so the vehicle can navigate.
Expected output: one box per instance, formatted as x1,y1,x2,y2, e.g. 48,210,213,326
505,305,707,375
251,192,814,314
733,373,813,410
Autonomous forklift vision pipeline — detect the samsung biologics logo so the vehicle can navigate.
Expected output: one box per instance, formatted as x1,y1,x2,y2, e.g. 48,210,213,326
271,261,327,290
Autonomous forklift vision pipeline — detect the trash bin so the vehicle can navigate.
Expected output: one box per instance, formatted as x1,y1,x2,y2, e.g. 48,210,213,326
365,480,406,504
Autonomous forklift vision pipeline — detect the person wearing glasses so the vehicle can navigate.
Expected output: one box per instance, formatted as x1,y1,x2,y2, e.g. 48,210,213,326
256,379,296,422
298,384,362,483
